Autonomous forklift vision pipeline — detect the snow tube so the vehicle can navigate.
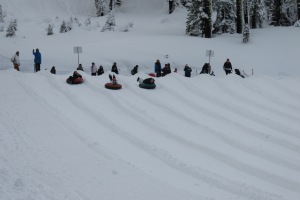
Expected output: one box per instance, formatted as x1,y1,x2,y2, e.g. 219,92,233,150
139,83,156,89
148,73,156,77
66,77,84,84
105,83,122,90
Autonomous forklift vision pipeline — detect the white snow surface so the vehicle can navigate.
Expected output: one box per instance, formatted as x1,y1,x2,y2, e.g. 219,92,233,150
1,0,300,200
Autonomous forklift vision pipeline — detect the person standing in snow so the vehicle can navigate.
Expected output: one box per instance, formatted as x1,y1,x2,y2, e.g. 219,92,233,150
33,48,42,72
11,51,20,71
97,65,104,76
223,58,232,75
50,66,56,74
154,59,162,77
111,62,119,74
91,62,97,76
184,64,192,77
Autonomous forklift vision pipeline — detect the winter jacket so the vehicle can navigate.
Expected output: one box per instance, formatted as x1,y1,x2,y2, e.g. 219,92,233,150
91,64,97,74
154,61,161,73
143,78,155,84
11,54,20,65
223,61,232,71
33,50,42,64
184,65,192,77
111,64,119,74
97,66,104,75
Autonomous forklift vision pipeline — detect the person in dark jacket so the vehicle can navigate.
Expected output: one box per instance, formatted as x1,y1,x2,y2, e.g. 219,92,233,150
97,65,104,76
77,64,84,71
154,59,162,77
223,58,232,75
68,71,82,84
33,48,42,72
111,62,119,74
50,66,56,74
131,65,139,75
184,64,192,77
200,63,211,74
137,77,155,84
161,63,171,77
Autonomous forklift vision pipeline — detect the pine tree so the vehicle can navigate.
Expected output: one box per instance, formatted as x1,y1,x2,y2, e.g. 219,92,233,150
271,0,298,26
102,10,115,31
236,0,244,33
12,19,17,31
203,0,212,38
298,0,300,20
47,24,54,35
243,23,250,43
95,0,106,17
264,0,273,21
84,17,91,26
6,20,15,37
0,4,4,23
280,0,298,26
249,0,265,28
213,0,236,34
60,20,68,33
186,0,211,37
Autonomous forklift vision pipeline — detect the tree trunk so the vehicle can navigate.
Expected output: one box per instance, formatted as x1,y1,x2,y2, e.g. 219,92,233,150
270,0,281,26
236,0,243,33
204,0,212,38
298,0,300,20
244,0,249,24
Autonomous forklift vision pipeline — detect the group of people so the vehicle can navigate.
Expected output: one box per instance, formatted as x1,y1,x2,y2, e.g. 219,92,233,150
11,49,41,72
11,50,244,79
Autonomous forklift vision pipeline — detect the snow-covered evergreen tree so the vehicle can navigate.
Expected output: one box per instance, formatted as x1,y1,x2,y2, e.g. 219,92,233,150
12,19,18,31
271,0,298,26
186,0,211,37
280,0,298,26
0,24,4,32
60,20,69,33
0,4,4,23
95,0,106,17
6,20,16,37
213,0,236,34
102,10,116,31
243,23,250,42
84,17,91,26
47,24,54,35
264,0,274,21
249,0,265,28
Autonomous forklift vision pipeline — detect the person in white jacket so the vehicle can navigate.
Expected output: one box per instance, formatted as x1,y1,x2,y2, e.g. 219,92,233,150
91,62,97,76
11,51,20,71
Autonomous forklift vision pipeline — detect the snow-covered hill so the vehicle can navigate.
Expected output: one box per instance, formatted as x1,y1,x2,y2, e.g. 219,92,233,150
1,69,300,200
1,1,300,200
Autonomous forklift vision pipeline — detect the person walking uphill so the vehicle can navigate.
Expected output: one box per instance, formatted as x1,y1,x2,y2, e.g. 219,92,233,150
33,48,42,72
223,58,232,75
11,51,20,71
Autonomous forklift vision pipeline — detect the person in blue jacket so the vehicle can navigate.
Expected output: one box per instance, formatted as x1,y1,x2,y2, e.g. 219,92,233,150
33,48,42,72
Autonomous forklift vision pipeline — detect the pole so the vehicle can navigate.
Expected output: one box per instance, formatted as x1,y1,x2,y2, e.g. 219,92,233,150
77,47,80,67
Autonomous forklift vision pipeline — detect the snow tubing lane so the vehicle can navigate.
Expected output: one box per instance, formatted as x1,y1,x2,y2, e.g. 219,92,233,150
105,83,122,90
66,77,84,84
139,83,156,89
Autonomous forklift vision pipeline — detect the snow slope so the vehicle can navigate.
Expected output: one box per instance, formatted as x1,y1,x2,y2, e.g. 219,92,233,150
1,70,300,200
